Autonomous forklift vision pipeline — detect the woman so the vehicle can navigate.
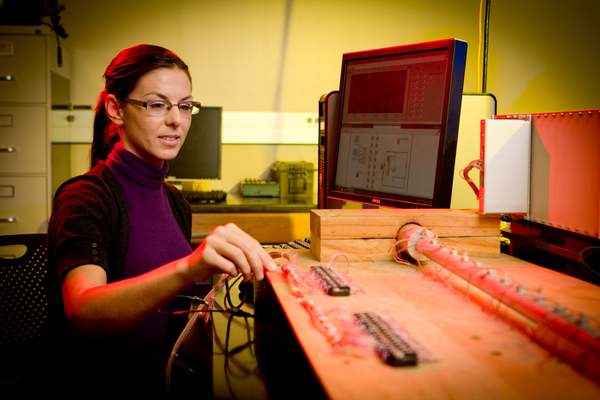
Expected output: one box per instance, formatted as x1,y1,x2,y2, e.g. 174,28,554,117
47,44,276,398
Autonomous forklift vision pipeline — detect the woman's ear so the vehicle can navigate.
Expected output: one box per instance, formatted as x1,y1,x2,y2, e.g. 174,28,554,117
105,94,125,125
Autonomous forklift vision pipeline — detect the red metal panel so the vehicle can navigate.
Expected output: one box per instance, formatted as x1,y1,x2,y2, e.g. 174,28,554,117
495,110,600,239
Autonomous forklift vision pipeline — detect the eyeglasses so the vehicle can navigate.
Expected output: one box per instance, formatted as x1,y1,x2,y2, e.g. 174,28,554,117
118,97,201,116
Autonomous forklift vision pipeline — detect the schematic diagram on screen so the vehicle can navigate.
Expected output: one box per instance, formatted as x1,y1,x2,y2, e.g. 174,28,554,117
343,132,413,194
379,150,409,189
367,135,411,192
347,135,367,182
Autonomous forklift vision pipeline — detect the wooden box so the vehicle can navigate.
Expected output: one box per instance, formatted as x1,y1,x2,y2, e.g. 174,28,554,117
310,209,500,262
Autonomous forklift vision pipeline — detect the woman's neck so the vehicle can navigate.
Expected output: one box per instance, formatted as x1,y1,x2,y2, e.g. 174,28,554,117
106,143,168,193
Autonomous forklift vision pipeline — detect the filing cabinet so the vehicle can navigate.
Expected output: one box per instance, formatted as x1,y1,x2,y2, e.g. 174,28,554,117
0,105,47,174
0,176,48,235
0,26,69,234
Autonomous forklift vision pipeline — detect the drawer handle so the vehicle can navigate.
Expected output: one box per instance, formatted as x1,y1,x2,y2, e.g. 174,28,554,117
0,217,17,223
0,147,16,153
0,75,15,81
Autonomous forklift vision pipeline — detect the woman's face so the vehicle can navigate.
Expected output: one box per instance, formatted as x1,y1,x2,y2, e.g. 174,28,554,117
116,67,193,168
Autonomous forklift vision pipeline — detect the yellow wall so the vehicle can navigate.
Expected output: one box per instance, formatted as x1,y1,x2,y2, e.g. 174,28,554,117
53,0,600,193
59,0,600,114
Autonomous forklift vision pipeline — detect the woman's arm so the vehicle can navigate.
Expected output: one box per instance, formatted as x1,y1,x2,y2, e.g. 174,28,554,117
62,223,277,340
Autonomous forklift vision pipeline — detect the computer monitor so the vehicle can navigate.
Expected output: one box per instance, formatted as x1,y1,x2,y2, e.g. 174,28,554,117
166,106,222,180
329,39,467,209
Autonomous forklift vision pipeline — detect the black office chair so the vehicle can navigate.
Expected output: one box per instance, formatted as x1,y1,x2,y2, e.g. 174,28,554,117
0,234,55,385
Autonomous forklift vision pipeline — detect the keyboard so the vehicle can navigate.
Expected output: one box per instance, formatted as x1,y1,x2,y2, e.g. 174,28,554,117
264,238,311,250
182,190,227,204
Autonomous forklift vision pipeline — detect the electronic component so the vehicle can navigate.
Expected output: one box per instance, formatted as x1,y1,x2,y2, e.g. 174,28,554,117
354,311,418,367
265,239,311,250
240,179,280,197
271,161,315,198
288,239,311,249
182,190,227,203
310,265,350,296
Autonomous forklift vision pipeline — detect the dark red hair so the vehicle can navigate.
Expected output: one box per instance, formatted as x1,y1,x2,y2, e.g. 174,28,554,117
90,44,191,168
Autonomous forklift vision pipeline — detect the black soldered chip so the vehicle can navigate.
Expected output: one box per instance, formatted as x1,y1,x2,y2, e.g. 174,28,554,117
354,311,418,367
310,266,351,297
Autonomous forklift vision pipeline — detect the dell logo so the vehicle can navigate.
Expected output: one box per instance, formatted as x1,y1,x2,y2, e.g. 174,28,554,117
372,198,381,204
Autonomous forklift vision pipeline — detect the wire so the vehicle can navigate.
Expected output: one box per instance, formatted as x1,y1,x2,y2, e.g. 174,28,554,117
225,275,250,311
478,0,483,92
40,20,65,67
482,0,492,93
159,280,255,318
223,313,257,400
579,247,600,278
477,0,492,93
460,159,483,199
166,274,258,398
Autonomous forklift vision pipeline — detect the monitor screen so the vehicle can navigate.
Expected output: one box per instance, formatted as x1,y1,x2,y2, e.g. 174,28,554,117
329,39,467,209
166,106,222,180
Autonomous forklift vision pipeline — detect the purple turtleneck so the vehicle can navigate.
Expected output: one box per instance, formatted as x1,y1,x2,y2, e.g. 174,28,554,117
106,143,192,360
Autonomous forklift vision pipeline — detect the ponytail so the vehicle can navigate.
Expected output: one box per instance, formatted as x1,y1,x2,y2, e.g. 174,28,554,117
90,90,120,169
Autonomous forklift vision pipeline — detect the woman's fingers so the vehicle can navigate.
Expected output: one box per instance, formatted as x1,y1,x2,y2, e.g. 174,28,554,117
198,223,277,281
220,223,277,274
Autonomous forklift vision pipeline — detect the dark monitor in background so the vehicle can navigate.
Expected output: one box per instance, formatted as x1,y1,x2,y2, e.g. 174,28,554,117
167,106,222,180
329,39,467,209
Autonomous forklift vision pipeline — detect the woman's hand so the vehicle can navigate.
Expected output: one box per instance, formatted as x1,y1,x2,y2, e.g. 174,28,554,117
187,223,277,282
61,223,275,339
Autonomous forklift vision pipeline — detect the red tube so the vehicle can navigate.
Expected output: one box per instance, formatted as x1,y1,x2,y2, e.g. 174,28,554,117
415,237,600,382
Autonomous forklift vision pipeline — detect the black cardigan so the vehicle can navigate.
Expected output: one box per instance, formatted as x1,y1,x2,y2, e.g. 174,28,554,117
48,161,192,284
41,162,193,397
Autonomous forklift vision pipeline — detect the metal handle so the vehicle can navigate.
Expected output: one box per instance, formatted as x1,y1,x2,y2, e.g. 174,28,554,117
0,217,16,223
0,147,16,153
0,75,15,81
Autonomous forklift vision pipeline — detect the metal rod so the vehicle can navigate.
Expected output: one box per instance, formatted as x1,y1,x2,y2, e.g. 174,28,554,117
482,0,491,93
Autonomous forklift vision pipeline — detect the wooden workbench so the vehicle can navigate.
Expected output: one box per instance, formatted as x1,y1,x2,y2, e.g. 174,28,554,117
265,250,600,400
190,194,316,244
192,212,311,244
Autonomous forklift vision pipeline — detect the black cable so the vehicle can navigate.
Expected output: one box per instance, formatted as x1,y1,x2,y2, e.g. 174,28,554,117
40,20,63,67
220,305,258,400
224,275,253,312
482,0,491,93
161,292,255,318
579,247,600,278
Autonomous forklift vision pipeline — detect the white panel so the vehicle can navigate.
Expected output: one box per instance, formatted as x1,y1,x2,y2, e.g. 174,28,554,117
51,109,94,143
52,110,321,145
480,119,531,214
222,112,320,144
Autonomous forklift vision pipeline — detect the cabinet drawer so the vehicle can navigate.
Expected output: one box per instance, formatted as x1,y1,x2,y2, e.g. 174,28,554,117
0,35,47,103
0,105,47,174
0,176,48,235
